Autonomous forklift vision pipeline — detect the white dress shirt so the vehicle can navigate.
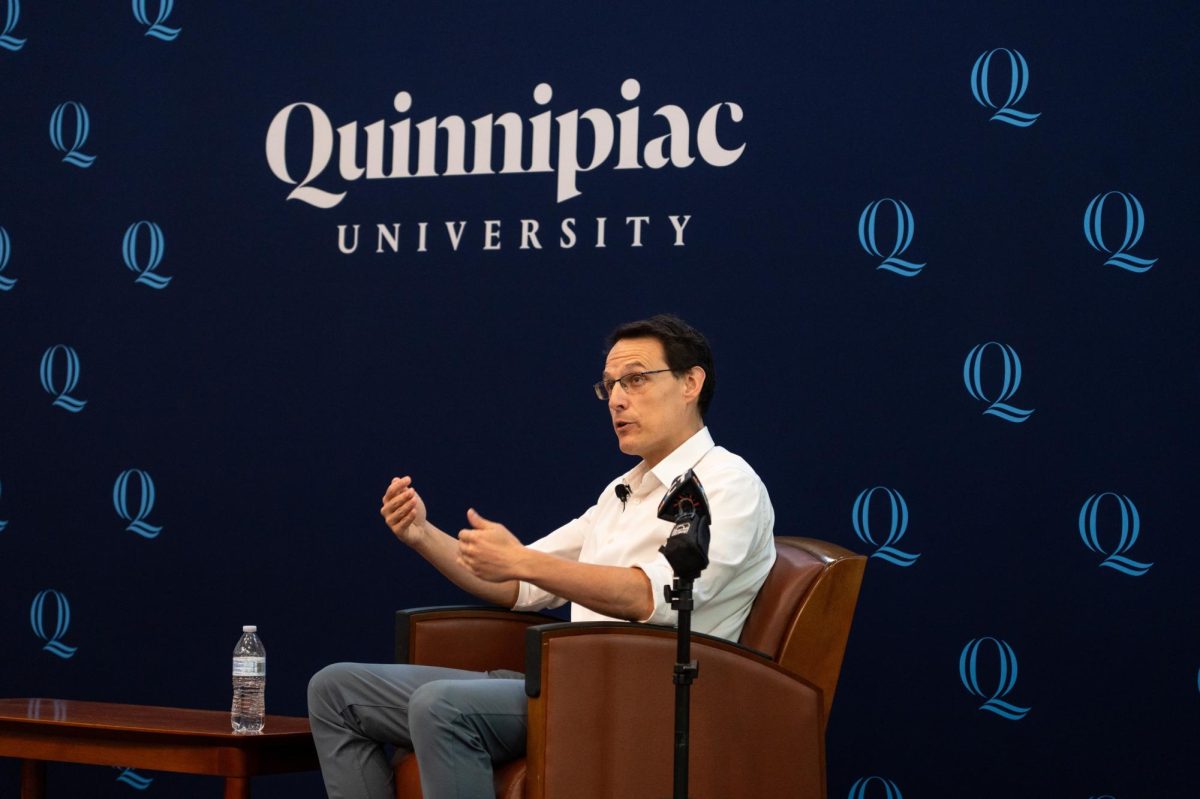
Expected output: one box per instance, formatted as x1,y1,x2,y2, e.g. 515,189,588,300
512,427,776,642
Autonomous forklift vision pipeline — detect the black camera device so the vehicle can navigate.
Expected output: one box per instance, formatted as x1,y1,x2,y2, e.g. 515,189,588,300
656,468,711,581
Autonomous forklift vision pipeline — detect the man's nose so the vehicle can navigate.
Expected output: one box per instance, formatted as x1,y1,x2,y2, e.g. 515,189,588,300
608,382,629,410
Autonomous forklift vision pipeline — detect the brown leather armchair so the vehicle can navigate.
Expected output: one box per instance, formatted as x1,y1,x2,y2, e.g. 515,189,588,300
392,537,866,799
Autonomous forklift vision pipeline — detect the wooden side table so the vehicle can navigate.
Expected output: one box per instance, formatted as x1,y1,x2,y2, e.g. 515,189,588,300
0,698,320,798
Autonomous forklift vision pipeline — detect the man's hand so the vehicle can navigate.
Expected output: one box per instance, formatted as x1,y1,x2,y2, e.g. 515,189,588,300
380,476,427,546
457,509,529,583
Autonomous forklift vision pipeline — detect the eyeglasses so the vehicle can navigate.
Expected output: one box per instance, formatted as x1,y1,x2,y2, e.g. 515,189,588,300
593,369,674,400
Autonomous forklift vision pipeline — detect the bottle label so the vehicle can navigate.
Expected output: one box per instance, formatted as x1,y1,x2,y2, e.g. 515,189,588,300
233,656,266,677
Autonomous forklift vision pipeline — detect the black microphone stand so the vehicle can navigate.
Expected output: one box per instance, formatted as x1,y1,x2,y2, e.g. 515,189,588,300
656,470,711,799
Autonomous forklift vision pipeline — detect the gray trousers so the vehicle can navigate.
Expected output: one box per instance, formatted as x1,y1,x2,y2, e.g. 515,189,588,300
307,662,527,799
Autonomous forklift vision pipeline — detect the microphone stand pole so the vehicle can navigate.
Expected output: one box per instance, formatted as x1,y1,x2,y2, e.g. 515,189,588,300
656,469,711,799
666,575,698,799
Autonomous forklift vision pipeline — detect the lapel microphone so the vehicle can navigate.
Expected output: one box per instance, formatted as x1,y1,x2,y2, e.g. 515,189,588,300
614,483,631,510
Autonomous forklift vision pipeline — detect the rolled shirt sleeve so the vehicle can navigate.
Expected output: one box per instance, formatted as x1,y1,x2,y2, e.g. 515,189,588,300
636,464,775,639
512,505,594,612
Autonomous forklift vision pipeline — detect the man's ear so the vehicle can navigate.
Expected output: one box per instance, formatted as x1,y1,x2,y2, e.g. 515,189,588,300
682,366,706,404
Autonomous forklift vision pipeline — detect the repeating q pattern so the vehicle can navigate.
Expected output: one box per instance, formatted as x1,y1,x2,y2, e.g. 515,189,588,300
1,4,1195,798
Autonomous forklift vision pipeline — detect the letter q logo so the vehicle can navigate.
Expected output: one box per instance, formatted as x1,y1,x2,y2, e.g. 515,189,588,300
30,589,78,659
114,469,164,539
0,0,26,52
963,342,1034,423
132,0,181,41
970,48,1040,126
116,768,155,790
857,199,926,277
122,221,172,289
49,101,96,168
0,226,17,291
851,487,920,567
958,636,1030,720
848,776,904,799
39,345,88,412
1084,191,1157,273
1079,493,1153,576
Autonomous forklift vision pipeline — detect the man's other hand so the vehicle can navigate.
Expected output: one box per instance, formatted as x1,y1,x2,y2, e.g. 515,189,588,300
457,509,528,582
381,476,427,546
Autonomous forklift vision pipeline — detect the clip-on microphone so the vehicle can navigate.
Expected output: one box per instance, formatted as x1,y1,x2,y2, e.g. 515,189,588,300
656,468,711,799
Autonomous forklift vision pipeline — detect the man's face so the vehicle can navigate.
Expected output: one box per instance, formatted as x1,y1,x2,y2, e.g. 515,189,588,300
602,336,703,468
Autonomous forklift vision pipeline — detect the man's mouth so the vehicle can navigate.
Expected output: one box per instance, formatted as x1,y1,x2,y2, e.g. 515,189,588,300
614,420,635,432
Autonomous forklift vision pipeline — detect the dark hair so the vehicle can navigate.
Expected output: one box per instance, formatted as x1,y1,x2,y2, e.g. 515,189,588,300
605,314,715,417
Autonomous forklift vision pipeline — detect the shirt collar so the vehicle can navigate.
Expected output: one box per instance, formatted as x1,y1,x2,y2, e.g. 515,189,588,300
646,426,715,490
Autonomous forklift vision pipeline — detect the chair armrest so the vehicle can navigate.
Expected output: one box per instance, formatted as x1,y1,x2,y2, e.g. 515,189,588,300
522,623,827,799
395,605,558,672
522,621,770,698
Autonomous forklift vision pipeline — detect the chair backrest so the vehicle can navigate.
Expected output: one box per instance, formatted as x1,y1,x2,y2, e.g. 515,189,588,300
738,536,866,725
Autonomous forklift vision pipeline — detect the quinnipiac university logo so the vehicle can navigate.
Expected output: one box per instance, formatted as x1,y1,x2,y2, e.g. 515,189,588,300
1079,493,1153,576
132,0,181,41
50,101,96,167
851,487,920,567
0,225,16,291
958,636,1030,720
30,589,77,658
1084,191,1157,273
848,776,903,799
0,0,25,52
39,345,88,412
123,221,172,289
963,341,1034,422
114,469,164,539
857,199,925,277
970,48,1040,126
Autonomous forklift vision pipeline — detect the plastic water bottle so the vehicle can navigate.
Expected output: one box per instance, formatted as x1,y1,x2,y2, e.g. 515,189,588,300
231,625,266,733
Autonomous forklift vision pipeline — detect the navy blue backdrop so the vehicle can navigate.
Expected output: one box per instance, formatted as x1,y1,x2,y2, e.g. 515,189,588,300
2,2,1197,797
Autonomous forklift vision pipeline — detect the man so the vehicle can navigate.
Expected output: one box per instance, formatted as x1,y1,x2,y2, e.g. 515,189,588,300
308,314,775,799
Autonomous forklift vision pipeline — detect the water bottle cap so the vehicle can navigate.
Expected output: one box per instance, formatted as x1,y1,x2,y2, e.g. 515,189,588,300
242,625,257,632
